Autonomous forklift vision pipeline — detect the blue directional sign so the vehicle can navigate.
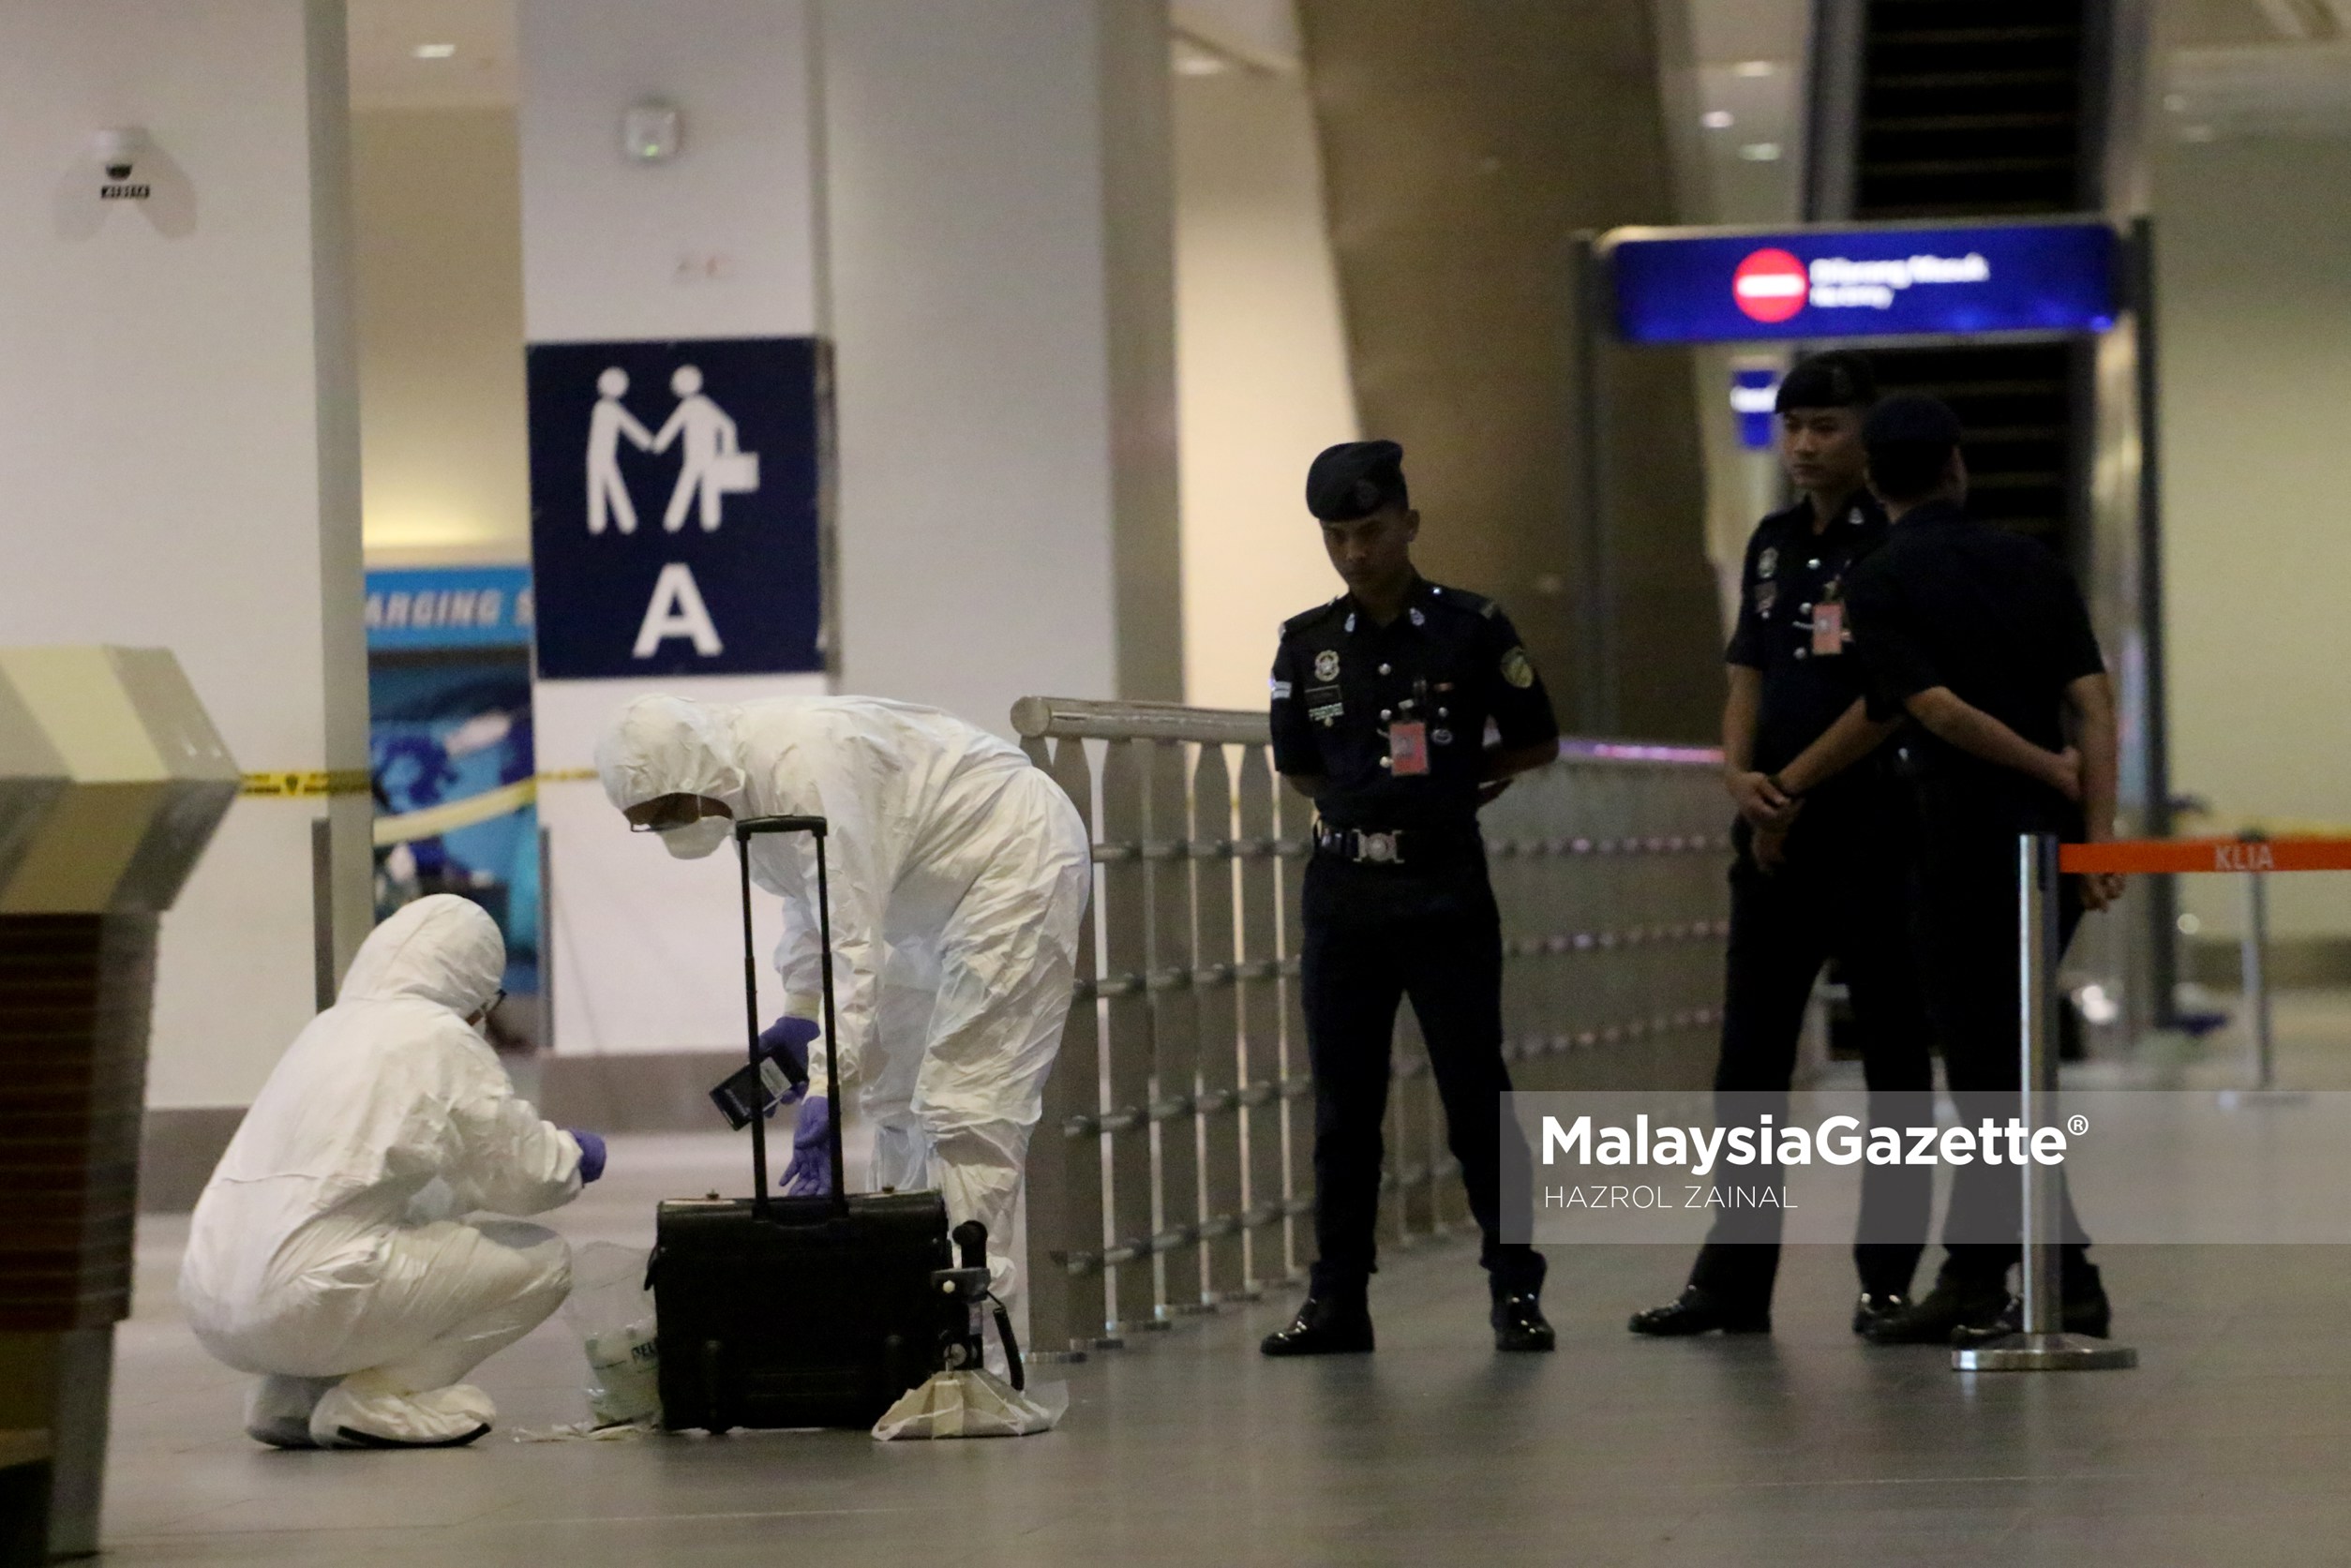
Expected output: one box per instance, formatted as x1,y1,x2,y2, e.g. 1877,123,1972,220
526,336,825,679
1604,220,2119,345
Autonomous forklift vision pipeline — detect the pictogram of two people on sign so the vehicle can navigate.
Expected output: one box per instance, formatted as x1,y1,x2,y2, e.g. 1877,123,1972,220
587,365,762,535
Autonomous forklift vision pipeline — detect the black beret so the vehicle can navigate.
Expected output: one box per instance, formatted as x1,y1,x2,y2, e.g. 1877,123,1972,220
1863,393,1963,451
1774,351,1876,412
1305,440,1409,522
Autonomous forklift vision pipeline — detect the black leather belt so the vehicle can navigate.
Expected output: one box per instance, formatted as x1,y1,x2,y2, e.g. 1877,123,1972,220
1312,823,1480,866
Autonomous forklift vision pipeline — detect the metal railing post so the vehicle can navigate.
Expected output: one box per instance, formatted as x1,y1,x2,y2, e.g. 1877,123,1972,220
1953,832,2135,1372
1191,741,1249,1301
1022,733,1100,1360
1235,742,1286,1295
2241,854,2275,1092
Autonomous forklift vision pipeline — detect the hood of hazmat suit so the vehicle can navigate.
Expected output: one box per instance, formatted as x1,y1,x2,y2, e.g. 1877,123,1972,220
598,694,1094,1343
593,694,747,859
180,895,587,1381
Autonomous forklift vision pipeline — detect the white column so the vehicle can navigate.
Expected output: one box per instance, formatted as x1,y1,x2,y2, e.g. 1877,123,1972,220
519,0,829,1059
821,0,1182,716
519,0,1178,1057
0,0,367,1108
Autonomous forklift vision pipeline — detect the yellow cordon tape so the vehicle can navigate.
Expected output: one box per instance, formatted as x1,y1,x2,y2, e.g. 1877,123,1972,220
239,769,374,799
242,767,608,846
373,778,537,846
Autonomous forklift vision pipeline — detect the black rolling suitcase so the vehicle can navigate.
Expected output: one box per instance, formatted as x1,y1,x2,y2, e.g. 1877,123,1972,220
649,814,954,1432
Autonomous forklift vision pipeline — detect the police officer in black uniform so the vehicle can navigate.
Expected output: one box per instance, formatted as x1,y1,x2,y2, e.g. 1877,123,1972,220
1841,394,2119,1344
1627,352,1935,1340
1259,440,1564,1356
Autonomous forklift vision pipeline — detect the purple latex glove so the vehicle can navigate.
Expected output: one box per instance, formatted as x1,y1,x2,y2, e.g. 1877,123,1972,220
756,1015,817,1091
780,1095,832,1196
568,1129,607,1185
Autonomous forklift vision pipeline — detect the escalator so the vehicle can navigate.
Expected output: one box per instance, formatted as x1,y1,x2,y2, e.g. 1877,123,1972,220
1826,0,2108,565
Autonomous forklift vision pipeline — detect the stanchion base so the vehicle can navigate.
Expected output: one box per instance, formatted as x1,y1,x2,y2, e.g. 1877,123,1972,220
1029,1348,1090,1366
1952,1332,2138,1372
1172,1300,1220,1317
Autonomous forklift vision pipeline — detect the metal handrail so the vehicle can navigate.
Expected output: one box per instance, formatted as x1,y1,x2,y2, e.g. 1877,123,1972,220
1014,695,1731,1357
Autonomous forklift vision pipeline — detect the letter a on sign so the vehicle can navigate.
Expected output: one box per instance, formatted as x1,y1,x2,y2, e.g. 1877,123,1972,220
634,562,725,658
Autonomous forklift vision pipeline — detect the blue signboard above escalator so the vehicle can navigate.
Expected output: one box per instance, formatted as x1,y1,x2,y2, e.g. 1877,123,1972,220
1602,219,2119,345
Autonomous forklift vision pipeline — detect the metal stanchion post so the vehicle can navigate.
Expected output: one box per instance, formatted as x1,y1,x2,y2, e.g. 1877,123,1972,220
2241,856,2275,1092
1954,833,2136,1372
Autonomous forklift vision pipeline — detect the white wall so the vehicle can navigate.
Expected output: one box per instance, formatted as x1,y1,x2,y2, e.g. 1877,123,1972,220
1170,50,1359,709
0,0,367,1108
2156,133,2351,940
518,0,820,345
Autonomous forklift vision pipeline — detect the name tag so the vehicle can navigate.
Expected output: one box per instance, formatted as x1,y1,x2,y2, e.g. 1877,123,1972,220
1306,684,1342,724
1811,601,1845,656
1389,721,1430,776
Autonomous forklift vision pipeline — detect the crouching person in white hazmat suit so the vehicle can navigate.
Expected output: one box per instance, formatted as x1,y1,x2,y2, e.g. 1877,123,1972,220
596,694,1090,1334
180,895,604,1449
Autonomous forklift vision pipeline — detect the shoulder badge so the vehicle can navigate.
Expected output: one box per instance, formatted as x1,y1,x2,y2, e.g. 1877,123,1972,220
1430,583,1498,619
1500,646,1535,689
1758,545,1779,579
1313,649,1340,682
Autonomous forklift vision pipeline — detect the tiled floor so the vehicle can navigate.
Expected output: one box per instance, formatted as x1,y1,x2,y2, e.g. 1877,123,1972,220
97,996,2351,1566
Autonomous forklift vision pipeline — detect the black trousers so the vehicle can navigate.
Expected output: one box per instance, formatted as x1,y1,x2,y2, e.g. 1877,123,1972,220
1687,792,1935,1309
1909,777,2093,1288
1300,851,1545,1299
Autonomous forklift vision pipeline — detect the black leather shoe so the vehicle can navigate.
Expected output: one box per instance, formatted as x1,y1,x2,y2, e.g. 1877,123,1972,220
1491,1292,1556,1352
1627,1285,1770,1337
1951,1269,2115,1346
1850,1292,1912,1337
1861,1277,2007,1345
1260,1294,1374,1356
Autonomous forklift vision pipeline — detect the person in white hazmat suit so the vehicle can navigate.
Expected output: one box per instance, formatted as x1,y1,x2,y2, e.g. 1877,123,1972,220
595,694,1090,1329
179,895,604,1449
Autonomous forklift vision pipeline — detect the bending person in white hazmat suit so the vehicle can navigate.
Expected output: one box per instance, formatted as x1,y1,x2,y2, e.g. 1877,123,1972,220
181,895,604,1449
596,694,1090,1322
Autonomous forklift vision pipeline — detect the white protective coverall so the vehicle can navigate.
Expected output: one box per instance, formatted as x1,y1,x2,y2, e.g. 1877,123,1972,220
596,694,1091,1322
180,895,587,1448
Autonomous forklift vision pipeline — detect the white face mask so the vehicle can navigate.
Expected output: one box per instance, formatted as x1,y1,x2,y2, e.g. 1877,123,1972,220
659,815,732,860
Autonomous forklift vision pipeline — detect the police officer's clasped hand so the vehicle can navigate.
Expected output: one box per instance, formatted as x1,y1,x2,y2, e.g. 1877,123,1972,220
1751,823,1792,874
2047,745,2085,804
1727,769,1803,829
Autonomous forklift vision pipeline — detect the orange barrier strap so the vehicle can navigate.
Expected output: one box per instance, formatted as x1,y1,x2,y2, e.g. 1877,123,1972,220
2060,838,2351,875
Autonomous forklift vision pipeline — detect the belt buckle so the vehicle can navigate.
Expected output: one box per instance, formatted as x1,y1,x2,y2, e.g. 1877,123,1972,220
1360,830,1400,865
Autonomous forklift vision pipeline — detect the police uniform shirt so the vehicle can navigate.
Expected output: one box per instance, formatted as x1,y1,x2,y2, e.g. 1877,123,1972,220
1269,577,1559,830
1845,499,2105,790
1723,493,1890,781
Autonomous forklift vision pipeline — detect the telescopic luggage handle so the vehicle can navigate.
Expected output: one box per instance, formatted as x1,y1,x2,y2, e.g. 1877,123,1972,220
734,815,847,1219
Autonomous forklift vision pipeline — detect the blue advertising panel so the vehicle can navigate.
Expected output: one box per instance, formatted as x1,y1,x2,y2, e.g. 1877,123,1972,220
365,566,542,1019
366,565,532,651
526,336,824,679
1606,221,2118,345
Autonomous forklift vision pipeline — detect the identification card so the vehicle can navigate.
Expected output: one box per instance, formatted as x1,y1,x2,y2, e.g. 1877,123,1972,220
1389,721,1430,776
1811,601,1845,656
